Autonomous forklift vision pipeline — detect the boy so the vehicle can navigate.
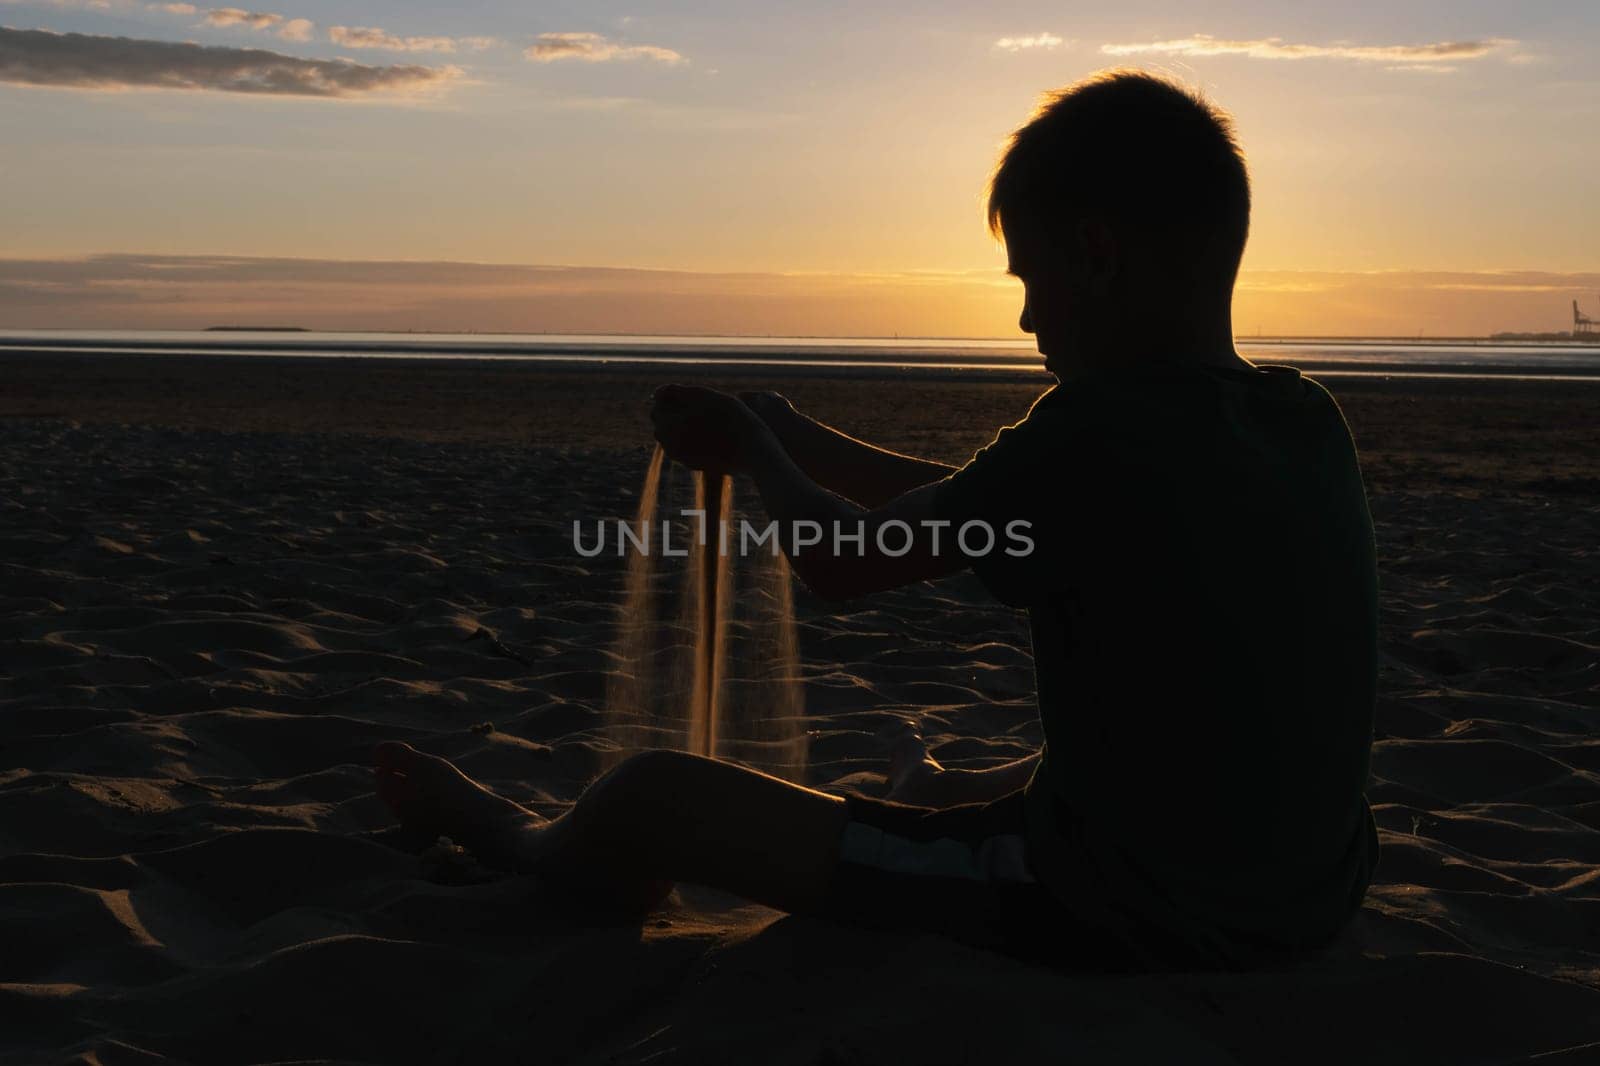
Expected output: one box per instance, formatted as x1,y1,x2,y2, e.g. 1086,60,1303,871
375,70,1379,970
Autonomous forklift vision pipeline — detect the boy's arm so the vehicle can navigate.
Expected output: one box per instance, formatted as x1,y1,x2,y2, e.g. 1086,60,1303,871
651,383,969,600
743,430,965,601
744,392,955,509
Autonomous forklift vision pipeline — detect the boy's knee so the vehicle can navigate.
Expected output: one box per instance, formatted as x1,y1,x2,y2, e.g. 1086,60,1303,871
599,748,703,804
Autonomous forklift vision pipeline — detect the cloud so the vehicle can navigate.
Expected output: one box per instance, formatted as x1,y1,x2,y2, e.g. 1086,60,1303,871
329,26,452,53
1100,34,1510,66
328,26,497,54
0,254,1027,336
198,7,312,41
0,26,459,97
1228,270,1600,336
525,31,683,64
1424,280,1581,293
148,2,196,12
1,0,120,8
204,7,272,29
2,256,1593,337
994,32,1065,53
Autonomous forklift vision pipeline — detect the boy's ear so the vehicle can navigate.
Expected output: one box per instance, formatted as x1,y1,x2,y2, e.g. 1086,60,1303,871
1076,218,1120,293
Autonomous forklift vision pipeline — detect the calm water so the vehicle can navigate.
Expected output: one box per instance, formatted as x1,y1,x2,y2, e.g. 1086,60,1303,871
4,330,1599,381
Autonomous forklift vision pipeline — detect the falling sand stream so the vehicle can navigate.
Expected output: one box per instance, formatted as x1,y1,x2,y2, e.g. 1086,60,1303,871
604,446,807,782
688,469,731,758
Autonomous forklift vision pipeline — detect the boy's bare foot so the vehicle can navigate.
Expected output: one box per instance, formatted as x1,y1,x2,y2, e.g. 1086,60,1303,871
881,719,946,805
374,741,546,873
881,720,1044,808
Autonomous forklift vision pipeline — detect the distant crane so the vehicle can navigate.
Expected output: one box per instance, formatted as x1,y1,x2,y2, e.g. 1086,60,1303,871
1577,299,1596,335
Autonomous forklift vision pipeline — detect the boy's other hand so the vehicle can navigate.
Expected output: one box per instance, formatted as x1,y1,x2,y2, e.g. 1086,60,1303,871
650,384,772,473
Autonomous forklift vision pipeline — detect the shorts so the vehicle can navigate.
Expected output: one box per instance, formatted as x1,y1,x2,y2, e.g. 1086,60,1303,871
814,789,1127,968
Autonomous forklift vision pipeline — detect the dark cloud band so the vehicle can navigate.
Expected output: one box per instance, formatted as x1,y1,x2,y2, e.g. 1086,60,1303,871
0,25,457,96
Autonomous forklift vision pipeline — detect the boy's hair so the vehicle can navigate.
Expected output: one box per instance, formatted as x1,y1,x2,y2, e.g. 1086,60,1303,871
988,70,1251,290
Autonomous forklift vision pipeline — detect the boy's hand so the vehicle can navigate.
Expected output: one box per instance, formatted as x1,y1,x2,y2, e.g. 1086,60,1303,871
738,390,799,431
650,384,773,473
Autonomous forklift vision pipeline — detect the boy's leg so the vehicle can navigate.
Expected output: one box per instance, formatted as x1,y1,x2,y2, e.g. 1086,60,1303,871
375,743,848,914
374,742,1083,961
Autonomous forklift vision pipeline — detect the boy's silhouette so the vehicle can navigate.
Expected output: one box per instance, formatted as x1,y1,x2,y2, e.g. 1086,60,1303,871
375,70,1379,970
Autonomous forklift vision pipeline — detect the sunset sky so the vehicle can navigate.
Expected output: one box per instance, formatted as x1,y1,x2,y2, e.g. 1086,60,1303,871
2,0,1597,336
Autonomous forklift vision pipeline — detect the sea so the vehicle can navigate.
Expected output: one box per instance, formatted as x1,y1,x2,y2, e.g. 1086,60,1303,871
4,331,1599,382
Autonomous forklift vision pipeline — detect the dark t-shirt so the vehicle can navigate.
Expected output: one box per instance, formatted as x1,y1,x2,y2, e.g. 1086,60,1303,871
932,362,1379,968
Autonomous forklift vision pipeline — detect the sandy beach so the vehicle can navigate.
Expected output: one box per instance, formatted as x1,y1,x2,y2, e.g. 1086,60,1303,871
2,350,1598,1064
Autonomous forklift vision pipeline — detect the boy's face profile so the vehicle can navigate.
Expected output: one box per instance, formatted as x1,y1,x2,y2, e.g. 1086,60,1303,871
1005,216,1119,380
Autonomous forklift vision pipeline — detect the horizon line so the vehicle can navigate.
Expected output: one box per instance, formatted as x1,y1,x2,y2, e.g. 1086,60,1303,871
4,327,1597,345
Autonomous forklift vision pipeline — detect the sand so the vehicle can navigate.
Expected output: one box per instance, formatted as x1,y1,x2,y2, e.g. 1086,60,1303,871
1,351,1598,1064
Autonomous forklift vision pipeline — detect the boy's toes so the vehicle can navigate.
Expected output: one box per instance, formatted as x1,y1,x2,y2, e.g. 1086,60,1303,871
875,717,921,745
374,740,420,772
883,723,930,777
